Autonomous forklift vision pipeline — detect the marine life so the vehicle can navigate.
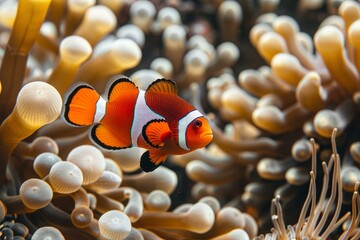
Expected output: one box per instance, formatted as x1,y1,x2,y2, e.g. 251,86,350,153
2,1,360,239
63,75,213,172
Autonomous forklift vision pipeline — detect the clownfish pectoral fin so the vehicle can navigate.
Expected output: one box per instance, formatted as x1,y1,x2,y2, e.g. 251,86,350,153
142,119,171,148
107,75,139,102
64,84,100,126
140,150,167,172
145,78,177,95
91,124,132,150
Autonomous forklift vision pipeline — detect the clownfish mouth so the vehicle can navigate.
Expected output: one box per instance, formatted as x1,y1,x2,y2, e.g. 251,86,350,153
201,132,213,144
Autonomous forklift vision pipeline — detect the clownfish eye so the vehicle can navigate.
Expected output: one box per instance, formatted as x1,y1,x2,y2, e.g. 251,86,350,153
193,119,202,128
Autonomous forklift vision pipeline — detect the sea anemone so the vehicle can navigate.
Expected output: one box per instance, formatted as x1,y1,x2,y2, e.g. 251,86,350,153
0,0,359,240
256,129,360,239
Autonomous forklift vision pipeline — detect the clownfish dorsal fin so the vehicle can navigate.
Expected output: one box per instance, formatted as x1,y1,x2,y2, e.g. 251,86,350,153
91,124,132,150
146,78,177,95
107,75,139,102
142,119,172,148
140,149,167,172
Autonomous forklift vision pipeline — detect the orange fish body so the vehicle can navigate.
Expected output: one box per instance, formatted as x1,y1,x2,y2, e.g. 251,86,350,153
63,75,213,172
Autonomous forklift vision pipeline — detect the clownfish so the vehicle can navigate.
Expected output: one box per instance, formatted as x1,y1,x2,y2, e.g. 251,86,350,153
63,75,213,172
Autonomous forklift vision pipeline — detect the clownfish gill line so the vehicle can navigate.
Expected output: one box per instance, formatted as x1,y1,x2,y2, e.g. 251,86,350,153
178,110,203,151
94,97,106,123
131,90,164,147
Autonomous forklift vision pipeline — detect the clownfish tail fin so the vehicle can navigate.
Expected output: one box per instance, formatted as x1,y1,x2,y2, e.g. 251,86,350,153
63,84,102,126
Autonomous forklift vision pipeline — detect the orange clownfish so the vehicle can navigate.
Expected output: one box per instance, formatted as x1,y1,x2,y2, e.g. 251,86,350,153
63,75,213,172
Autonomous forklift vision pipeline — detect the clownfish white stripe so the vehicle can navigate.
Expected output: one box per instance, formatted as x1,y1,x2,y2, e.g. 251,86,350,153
178,110,203,150
94,97,107,122
131,90,164,146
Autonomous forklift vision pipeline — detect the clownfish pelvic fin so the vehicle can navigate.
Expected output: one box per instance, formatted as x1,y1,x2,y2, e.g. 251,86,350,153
140,149,168,172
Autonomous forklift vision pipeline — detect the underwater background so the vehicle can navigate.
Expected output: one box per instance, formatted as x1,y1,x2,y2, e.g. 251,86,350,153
0,0,360,239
